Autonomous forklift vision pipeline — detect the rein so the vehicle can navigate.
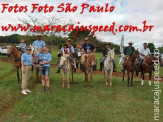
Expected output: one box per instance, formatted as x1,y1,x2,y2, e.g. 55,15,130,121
12,47,22,63
142,59,153,68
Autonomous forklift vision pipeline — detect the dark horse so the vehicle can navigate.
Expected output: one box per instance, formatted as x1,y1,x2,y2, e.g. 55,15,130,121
7,45,22,82
136,56,158,86
122,50,140,87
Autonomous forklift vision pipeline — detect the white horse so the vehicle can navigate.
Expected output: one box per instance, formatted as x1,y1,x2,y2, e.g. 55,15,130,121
103,49,115,86
59,55,74,88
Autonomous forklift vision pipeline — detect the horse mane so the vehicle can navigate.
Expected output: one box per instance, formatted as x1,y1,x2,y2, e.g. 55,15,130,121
81,54,87,64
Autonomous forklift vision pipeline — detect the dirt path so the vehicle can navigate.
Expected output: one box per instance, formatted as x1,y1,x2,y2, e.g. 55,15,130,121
0,78,39,117
1,58,163,82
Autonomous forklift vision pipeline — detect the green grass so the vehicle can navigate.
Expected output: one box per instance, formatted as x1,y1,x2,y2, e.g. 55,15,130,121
0,61,162,121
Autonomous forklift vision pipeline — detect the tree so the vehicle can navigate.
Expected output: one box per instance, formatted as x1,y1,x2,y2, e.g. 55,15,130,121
148,43,155,53
68,28,91,41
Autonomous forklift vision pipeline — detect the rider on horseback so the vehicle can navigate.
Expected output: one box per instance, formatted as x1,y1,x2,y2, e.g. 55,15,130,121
100,42,116,72
32,34,46,51
121,41,135,71
19,39,26,53
81,37,96,54
56,39,76,73
138,43,151,71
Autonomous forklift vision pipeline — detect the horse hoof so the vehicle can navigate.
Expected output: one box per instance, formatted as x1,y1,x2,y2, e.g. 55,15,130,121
110,85,112,87
62,84,65,88
68,86,70,89
91,85,93,88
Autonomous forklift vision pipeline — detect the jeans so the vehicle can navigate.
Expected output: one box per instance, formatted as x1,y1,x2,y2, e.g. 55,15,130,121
40,67,50,76
69,55,76,68
138,58,144,69
100,56,106,63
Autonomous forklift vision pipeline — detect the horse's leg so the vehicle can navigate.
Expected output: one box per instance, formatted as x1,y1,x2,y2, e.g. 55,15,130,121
67,71,70,88
136,71,139,82
90,69,93,88
85,71,88,88
127,71,130,87
104,70,108,86
17,67,20,83
131,71,134,86
149,72,152,86
61,70,65,88
72,67,74,83
110,70,113,87
141,71,145,86
122,66,125,82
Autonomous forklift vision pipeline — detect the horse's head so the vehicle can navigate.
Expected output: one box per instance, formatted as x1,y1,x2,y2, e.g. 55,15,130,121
7,45,14,56
132,50,140,66
107,49,115,61
90,53,96,66
60,56,67,68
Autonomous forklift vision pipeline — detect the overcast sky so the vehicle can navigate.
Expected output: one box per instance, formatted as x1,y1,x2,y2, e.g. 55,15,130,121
0,0,162,49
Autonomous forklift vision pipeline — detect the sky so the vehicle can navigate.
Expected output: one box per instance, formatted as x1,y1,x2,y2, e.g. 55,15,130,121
0,0,162,49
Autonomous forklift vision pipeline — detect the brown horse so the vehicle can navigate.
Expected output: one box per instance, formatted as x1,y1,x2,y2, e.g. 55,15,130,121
122,50,140,87
81,53,96,88
7,45,22,82
140,56,158,86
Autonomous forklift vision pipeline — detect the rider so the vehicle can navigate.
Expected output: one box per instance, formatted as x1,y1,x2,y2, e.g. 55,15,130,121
121,41,135,71
19,39,26,53
138,43,151,70
56,39,76,73
81,37,96,54
32,34,46,51
100,42,116,72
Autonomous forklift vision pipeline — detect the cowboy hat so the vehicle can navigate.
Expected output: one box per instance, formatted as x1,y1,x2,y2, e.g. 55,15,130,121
105,42,110,45
128,41,133,44
85,37,89,41
67,39,72,42
36,33,43,37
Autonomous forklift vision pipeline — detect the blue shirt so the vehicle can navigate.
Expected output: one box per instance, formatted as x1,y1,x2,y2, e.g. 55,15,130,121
37,52,44,61
42,53,52,67
21,53,33,66
32,40,46,51
19,43,26,51
82,43,95,54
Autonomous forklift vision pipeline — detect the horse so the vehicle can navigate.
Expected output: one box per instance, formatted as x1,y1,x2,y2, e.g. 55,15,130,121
103,49,115,86
122,50,140,87
81,53,96,88
139,56,158,86
59,55,74,88
7,45,22,82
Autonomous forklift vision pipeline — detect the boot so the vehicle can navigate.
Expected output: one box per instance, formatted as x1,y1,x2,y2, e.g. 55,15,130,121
41,86,46,92
121,64,125,72
47,87,50,92
100,63,103,71
56,68,60,73
113,64,116,72
74,68,76,73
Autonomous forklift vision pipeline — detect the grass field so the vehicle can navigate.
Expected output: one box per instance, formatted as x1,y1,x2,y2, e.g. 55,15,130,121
0,50,163,121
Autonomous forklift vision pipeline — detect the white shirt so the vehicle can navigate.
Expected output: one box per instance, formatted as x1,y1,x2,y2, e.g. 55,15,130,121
140,48,150,59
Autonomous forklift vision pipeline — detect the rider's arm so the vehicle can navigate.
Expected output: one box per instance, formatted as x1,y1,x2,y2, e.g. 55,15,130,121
81,44,86,54
93,48,96,53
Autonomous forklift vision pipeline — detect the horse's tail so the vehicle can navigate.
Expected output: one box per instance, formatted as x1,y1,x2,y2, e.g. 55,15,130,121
81,54,87,65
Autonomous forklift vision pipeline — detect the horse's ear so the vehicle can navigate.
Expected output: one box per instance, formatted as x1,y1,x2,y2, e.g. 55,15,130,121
113,48,115,51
